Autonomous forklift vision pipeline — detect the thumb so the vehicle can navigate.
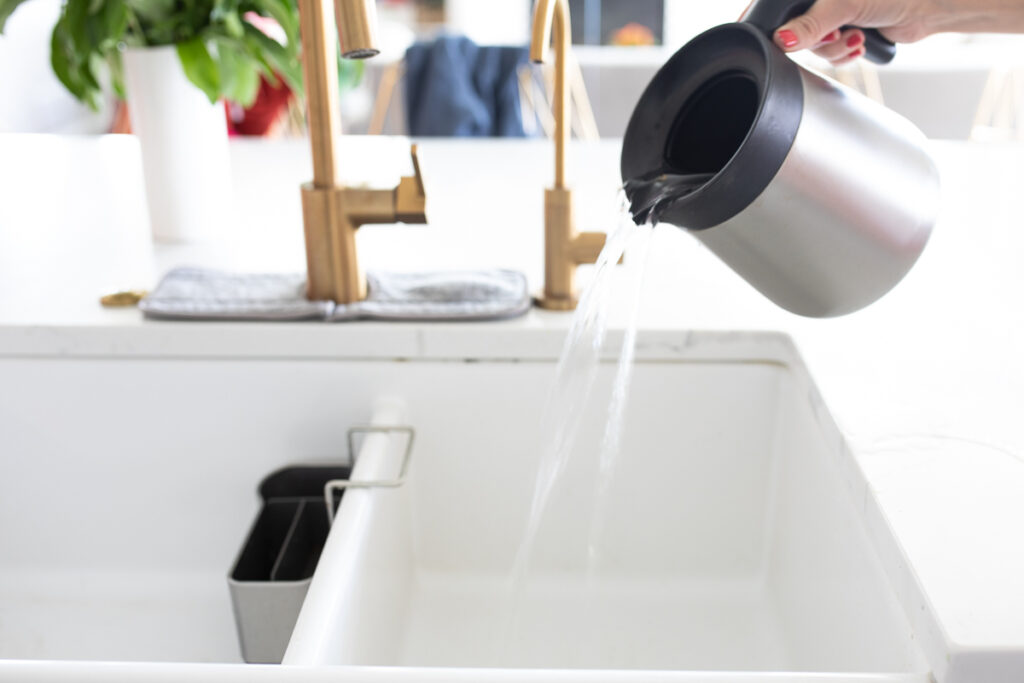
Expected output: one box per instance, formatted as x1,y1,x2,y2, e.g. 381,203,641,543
774,0,857,51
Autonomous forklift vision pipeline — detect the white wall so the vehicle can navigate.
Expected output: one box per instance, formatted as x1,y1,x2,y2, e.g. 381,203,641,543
445,0,531,46
442,0,752,49
663,0,750,46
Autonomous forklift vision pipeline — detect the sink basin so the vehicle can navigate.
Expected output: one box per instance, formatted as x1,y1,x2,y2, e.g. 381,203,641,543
285,335,927,680
0,332,930,682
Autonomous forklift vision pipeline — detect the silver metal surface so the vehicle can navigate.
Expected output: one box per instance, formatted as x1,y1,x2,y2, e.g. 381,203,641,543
697,69,940,317
228,576,313,663
228,499,320,664
324,425,415,523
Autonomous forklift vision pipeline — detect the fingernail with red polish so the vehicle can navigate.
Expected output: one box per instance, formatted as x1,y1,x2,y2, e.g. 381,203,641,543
822,30,840,43
777,29,799,48
846,33,863,48
851,47,865,58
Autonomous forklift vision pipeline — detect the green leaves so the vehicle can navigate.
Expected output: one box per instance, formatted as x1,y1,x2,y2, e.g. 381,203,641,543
50,0,108,110
51,18,90,106
39,0,344,116
47,0,132,109
222,10,243,38
338,59,364,94
241,20,302,96
127,0,208,44
107,49,126,98
246,0,298,47
0,0,30,33
176,36,220,103
213,37,261,106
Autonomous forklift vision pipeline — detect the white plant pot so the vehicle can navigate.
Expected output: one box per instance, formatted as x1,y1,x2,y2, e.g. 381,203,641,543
122,45,233,243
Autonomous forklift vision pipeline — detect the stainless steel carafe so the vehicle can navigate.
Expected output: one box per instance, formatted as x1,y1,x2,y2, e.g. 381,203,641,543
621,0,940,317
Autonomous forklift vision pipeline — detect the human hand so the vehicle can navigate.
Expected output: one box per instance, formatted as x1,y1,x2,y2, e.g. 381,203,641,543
740,0,937,65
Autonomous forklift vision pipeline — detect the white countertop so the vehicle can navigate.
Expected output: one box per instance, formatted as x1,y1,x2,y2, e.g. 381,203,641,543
1,133,1023,681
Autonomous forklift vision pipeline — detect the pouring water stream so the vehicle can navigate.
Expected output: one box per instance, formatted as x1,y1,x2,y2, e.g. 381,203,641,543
506,193,655,648
586,223,653,573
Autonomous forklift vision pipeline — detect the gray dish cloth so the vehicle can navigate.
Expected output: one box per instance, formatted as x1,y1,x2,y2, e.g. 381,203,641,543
138,267,533,322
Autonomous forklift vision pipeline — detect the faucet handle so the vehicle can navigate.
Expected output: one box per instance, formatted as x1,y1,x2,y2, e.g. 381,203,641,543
395,144,427,224
410,144,425,196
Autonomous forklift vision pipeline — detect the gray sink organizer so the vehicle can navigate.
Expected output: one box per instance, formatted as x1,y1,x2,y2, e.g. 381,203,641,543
228,465,350,664
229,427,415,663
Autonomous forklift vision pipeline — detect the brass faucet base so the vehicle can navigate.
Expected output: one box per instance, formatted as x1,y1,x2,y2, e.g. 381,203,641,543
301,147,426,305
540,187,607,311
535,294,579,311
302,184,364,303
303,184,381,304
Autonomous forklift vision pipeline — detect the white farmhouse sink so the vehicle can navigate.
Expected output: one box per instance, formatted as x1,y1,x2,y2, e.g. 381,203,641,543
284,341,927,680
0,332,930,682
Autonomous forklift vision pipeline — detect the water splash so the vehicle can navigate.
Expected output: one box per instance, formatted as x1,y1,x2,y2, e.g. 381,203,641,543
508,209,636,593
505,193,656,658
623,172,713,226
586,219,654,574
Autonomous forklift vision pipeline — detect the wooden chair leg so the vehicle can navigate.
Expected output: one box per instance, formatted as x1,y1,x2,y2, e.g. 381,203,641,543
368,61,404,135
529,61,599,141
972,67,1010,141
568,52,599,140
520,65,556,138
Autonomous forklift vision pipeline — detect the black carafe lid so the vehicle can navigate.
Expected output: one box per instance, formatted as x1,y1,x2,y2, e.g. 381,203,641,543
621,1,898,230
621,22,803,230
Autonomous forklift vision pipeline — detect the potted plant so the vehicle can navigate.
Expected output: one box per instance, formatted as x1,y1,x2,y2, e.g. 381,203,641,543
1,0,305,242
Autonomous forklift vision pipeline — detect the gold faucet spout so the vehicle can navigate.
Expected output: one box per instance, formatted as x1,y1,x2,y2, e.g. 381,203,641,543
530,0,570,189
301,147,426,304
529,0,560,63
335,0,379,59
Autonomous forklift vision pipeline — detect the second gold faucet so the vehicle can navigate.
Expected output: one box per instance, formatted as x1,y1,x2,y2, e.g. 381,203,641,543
531,0,608,311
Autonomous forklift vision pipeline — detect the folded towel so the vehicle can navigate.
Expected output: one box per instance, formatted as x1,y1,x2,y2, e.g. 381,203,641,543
405,35,529,138
138,267,533,322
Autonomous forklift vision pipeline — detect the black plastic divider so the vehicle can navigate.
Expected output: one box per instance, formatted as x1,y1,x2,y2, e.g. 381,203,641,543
228,465,350,664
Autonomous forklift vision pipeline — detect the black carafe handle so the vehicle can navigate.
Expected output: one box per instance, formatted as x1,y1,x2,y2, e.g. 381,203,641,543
744,0,897,64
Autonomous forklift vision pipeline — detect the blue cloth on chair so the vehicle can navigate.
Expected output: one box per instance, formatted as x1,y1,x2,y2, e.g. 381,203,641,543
405,35,529,137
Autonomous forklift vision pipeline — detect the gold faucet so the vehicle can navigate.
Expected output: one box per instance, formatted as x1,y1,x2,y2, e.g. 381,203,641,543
298,0,427,303
531,0,607,311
